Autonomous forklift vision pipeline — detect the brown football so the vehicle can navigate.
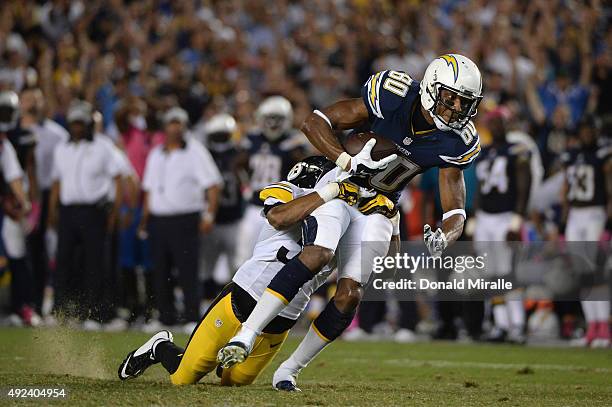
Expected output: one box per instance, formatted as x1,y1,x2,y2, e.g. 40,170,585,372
342,131,398,161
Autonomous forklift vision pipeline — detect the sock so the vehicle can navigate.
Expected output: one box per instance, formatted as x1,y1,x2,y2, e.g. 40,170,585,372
154,341,184,374
581,301,597,323
507,300,525,330
312,297,356,341
492,304,510,331
282,325,330,374
240,258,313,336
267,257,314,305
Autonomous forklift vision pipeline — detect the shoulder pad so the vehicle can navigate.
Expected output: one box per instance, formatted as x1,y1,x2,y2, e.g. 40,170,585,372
439,130,481,167
362,70,414,119
259,182,295,203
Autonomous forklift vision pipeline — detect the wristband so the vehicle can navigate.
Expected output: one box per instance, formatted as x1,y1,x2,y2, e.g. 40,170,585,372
442,208,466,221
335,152,351,171
316,183,340,203
509,213,523,232
313,110,332,128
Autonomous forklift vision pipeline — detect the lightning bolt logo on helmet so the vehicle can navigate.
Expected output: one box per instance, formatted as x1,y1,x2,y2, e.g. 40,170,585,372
438,54,459,83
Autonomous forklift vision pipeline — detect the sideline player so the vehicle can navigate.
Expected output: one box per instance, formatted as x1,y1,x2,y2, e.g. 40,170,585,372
561,117,611,348
118,156,360,385
474,108,531,343
219,54,484,391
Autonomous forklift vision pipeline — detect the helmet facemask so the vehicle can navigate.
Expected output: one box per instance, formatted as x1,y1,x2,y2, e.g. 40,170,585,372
261,114,289,141
427,83,482,130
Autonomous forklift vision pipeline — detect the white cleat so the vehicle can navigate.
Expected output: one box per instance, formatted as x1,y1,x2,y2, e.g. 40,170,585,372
273,362,302,392
590,338,610,349
216,342,250,368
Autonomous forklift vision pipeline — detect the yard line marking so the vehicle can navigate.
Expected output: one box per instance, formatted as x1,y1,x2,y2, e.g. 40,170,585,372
343,358,611,373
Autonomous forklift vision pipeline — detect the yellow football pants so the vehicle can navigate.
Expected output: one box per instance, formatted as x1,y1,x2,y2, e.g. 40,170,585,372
170,289,288,386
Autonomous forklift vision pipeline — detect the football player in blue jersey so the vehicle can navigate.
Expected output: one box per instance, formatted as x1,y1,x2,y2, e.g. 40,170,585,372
474,108,532,344
218,54,484,390
235,96,307,266
561,116,611,348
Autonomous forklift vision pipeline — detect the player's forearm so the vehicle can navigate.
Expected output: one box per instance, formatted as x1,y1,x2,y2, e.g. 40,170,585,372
442,216,465,244
266,192,323,230
301,114,346,165
438,167,467,244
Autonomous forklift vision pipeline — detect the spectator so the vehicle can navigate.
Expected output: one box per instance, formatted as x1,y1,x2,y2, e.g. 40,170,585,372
48,100,122,329
140,107,222,332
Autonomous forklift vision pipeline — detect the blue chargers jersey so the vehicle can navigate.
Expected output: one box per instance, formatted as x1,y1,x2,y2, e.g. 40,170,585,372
561,144,612,207
242,130,306,204
210,147,245,224
360,70,480,202
475,142,531,214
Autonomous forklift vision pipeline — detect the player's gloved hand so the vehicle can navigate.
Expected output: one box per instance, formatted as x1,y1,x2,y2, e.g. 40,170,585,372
358,194,398,218
348,139,397,175
336,181,359,206
423,224,447,257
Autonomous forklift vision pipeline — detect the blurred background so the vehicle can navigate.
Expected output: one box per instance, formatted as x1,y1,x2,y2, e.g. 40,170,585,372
0,0,609,346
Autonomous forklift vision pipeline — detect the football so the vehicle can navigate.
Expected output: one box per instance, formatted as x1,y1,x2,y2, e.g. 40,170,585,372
342,131,398,161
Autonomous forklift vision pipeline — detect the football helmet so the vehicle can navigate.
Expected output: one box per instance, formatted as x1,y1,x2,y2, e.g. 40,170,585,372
420,54,483,131
0,91,19,132
256,96,293,141
203,113,237,149
286,156,335,189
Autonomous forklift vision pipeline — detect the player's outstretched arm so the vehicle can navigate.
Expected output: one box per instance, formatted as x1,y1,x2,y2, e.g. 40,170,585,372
302,99,396,173
424,167,466,257
266,182,358,230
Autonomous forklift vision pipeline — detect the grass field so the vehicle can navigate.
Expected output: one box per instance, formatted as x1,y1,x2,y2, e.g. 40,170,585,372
0,327,611,406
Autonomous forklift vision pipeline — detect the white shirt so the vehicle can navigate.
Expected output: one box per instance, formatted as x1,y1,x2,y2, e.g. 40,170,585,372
51,134,122,205
1,138,24,183
142,136,222,216
33,119,69,190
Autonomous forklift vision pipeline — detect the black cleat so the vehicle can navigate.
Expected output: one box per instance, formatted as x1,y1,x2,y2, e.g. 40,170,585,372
275,380,301,392
118,330,173,380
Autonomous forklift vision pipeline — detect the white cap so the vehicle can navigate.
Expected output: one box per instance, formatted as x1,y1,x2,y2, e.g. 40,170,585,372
67,100,93,124
163,107,189,125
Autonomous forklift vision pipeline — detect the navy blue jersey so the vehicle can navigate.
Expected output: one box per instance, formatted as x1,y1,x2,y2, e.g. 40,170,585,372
360,70,480,202
5,124,36,170
242,130,306,204
561,144,612,207
210,147,244,224
475,142,530,214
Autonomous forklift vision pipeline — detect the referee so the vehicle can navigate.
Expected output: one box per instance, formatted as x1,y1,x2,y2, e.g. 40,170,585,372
48,101,122,328
140,107,222,331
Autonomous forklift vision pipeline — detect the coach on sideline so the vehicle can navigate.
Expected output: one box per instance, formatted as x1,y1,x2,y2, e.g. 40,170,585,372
48,101,122,328
140,106,222,331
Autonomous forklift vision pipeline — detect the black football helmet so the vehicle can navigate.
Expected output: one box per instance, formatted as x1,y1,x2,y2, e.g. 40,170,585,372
286,156,336,189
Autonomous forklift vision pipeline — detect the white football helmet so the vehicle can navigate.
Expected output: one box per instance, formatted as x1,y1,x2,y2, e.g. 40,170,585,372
255,96,293,141
420,54,483,131
0,91,19,132
202,113,237,150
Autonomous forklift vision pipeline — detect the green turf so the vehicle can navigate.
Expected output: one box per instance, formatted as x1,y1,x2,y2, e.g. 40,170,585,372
0,327,610,406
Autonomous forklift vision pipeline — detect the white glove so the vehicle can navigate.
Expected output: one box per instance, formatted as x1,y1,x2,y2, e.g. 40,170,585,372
349,139,397,175
423,224,447,257
335,170,376,198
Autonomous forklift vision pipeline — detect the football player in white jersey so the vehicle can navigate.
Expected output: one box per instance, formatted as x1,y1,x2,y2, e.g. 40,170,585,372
118,156,359,386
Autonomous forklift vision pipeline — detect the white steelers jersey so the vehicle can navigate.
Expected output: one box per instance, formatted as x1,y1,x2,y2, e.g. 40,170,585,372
232,170,337,320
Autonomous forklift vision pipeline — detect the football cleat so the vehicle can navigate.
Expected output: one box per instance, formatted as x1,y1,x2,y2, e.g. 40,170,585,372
216,341,249,369
275,380,301,392
118,330,173,380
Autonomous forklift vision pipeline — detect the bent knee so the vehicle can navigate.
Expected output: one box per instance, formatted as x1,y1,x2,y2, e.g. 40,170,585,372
334,283,363,313
299,245,333,271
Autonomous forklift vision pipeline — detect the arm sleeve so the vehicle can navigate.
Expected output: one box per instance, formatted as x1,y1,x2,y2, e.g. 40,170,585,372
1,139,24,182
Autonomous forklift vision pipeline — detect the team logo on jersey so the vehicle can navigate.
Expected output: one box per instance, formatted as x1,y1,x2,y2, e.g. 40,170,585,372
215,318,223,328
403,137,413,145
439,54,459,83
